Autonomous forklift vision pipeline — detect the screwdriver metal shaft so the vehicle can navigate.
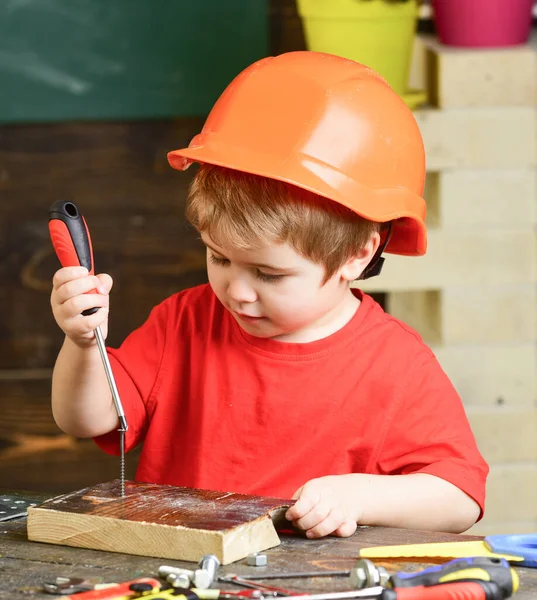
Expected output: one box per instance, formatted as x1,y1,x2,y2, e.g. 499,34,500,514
94,325,128,497
282,588,384,600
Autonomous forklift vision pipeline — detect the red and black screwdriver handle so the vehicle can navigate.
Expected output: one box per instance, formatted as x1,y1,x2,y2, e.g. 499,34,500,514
48,200,99,316
389,557,515,599
381,580,506,600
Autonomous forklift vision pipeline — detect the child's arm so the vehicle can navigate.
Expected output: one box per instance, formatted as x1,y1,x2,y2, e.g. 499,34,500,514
50,266,119,438
285,473,481,538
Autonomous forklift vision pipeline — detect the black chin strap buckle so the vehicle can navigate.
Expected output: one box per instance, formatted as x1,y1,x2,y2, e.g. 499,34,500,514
359,222,393,281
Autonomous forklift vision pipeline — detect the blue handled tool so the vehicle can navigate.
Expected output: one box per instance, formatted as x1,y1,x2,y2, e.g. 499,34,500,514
485,534,537,568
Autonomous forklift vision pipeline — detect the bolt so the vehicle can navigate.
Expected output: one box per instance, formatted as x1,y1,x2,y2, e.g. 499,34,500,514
194,569,213,589
247,552,268,567
167,573,191,589
349,566,367,589
196,554,220,588
378,569,390,587
349,559,388,589
158,565,195,581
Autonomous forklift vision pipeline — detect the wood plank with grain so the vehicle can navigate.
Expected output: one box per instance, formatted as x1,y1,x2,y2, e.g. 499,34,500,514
27,481,293,565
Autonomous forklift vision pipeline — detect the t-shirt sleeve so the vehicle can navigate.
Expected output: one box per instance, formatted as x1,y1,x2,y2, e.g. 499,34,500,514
93,299,170,456
373,350,489,520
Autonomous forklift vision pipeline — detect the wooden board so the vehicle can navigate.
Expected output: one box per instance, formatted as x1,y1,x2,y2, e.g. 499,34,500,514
27,480,293,565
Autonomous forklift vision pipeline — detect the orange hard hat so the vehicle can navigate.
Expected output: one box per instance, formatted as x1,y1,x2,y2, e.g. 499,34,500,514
168,51,427,256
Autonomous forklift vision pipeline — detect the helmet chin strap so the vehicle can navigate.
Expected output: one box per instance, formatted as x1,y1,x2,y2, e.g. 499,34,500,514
358,222,393,281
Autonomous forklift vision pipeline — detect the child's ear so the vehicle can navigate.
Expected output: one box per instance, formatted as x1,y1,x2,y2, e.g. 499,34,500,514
339,232,381,282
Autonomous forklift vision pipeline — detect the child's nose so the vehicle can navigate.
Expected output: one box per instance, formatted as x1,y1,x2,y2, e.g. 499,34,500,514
227,276,257,304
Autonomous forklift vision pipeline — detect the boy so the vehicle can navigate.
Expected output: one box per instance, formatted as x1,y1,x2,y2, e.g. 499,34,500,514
50,52,488,539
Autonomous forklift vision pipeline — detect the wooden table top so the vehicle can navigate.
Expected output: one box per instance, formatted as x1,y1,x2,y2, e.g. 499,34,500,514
1,489,536,599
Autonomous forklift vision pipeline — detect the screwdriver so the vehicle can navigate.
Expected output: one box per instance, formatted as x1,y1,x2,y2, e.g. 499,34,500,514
58,577,160,600
350,557,517,599
388,557,517,598
380,581,507,600
48,200,128,497
283,581,507,600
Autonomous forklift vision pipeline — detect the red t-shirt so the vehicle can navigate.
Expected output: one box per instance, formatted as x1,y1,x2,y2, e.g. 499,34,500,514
95,284,488,515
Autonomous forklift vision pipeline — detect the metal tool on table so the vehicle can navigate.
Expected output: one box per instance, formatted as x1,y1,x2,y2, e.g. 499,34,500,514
218,574,303,597
43,576,159,599
197,555,222,588
220,556,516,598
359,534,537,568
0,495,38,522
160,555,221,591
43,576,116,595
350,556,518,598
49,200,128,497
237,573,351,581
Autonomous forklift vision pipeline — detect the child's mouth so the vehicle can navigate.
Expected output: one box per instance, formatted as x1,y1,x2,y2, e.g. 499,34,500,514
235,313,264,322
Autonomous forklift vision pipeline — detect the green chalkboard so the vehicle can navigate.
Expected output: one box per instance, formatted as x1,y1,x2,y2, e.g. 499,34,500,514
0,0,268,123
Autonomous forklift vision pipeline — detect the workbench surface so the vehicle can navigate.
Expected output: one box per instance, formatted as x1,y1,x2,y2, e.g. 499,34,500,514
1,490,536,598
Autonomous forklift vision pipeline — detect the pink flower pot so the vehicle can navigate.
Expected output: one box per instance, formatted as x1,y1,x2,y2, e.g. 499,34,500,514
432,0,534,47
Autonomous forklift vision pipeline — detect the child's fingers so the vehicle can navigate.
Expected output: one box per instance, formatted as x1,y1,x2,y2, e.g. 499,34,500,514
305,507,345,539
95,273,113,294
69,306,109,336
50,268,112,346
293,500,331,532
62,292,109,320
286,491,317,521
62,303,109,338
55,276,106,305
52,266,89,290
334,520,357,538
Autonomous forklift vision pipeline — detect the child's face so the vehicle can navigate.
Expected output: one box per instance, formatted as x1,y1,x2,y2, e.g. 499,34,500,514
202,233,364,343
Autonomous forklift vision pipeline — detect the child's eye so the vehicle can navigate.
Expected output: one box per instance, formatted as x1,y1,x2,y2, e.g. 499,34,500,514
256,271,285,283
209,254,229,266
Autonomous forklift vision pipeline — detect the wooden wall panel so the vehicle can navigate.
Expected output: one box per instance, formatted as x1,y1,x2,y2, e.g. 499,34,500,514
0,119,209,370
0,377,140,492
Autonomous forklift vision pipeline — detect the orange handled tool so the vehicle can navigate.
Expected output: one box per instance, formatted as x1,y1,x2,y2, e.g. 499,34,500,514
48,200,128,497
61,577,160,599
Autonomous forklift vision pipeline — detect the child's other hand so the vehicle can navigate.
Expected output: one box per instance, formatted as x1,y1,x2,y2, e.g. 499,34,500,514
51,266,113,348
285,475,361,539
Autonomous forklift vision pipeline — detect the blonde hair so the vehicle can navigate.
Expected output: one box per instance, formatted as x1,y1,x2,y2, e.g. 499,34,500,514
186,164,380,280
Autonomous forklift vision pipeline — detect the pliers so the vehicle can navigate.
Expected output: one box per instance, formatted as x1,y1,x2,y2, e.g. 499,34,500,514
43,577,120,595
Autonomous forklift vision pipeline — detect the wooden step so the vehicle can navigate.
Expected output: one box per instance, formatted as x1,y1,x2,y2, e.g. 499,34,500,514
419,34,537,109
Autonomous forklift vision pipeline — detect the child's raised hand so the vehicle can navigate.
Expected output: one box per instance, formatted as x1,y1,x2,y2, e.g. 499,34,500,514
285,475,361,539
51,266,113,348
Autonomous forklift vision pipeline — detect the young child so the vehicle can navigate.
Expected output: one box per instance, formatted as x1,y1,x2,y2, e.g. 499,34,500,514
50,51,488,539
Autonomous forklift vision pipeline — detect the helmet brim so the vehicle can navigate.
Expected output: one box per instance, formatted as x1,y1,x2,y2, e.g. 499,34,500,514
168,141,427,257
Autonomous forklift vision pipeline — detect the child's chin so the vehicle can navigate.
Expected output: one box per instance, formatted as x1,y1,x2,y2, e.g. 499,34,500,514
235,317,281,338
